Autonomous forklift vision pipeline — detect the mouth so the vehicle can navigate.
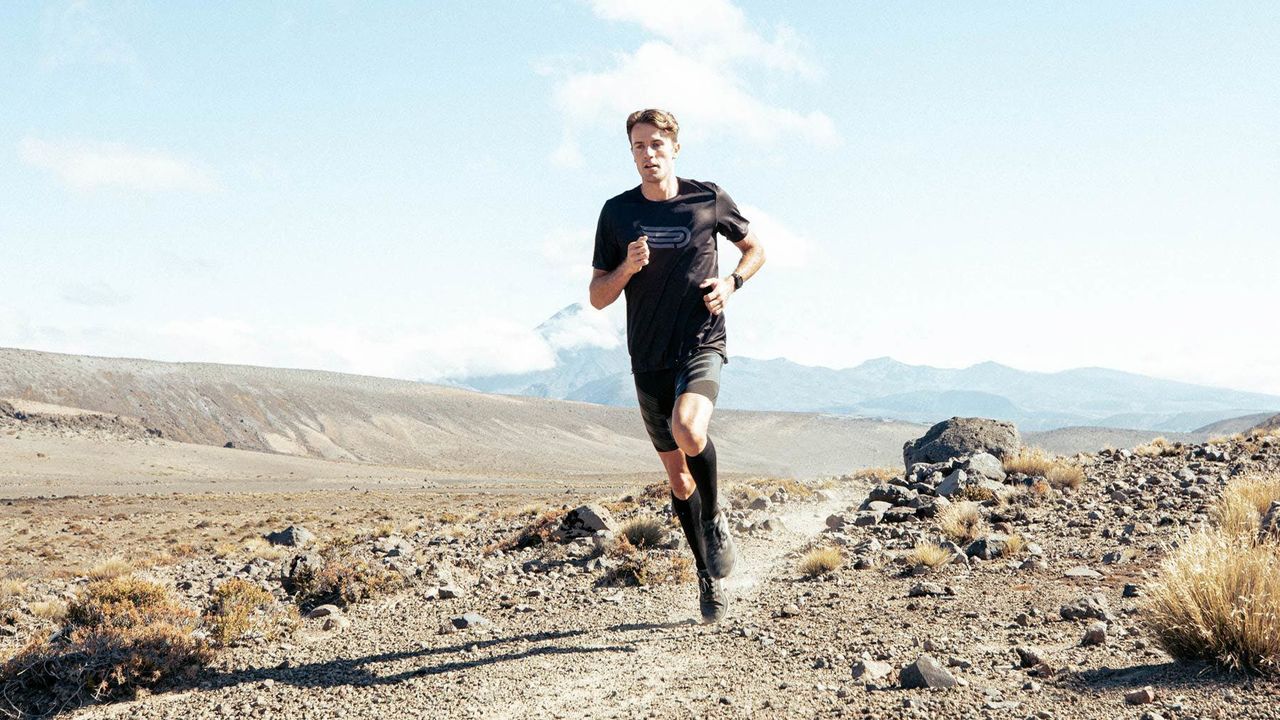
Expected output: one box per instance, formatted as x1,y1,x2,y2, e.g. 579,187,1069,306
643,163,659,170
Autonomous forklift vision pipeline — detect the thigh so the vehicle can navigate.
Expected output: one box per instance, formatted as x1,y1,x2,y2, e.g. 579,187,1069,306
633,368,679,453
673,350,722,433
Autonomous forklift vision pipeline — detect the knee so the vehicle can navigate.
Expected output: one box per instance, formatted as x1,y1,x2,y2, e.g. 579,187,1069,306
671,421,707,456
669,472,696,500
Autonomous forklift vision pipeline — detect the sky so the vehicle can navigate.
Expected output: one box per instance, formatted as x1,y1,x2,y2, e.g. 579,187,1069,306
2,1,1278,393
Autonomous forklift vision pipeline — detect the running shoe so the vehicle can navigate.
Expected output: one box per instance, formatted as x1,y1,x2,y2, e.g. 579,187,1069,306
698,569,727,623
702,509,737,579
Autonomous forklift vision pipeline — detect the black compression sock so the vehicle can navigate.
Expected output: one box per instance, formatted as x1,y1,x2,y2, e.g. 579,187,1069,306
686,438,719,520
670,489,708,573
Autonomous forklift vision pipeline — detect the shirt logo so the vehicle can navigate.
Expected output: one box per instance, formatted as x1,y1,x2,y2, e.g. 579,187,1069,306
639,225,691,249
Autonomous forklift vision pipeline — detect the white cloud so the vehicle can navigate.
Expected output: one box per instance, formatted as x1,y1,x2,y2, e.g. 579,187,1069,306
19,138,218,193
548,1,836,163
61,280,131,307
737,203,810,268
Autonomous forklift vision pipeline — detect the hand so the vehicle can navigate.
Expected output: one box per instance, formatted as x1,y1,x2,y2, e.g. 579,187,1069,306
624,236,650,276
700,276,733,316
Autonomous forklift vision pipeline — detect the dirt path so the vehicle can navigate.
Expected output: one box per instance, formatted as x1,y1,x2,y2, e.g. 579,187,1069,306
72,490,856,720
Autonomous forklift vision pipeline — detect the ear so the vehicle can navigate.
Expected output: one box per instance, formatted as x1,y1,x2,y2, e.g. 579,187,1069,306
672,140,680,157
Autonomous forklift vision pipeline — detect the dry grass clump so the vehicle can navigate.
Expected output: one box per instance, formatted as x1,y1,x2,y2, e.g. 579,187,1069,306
1134,436,1181,458
1213,475,1280,540
0,578,28,600
907,541,951,569
87,556,133,581
1003,534,1027,557
0,576,211,715
759,477,817,501
203,579,279,646
373,521,397,538
1003,447,1055,476
851,466,901,484
601,537,694,587
29,599,69,622
958,484,998,503
1146,473,1280,675
797,546,843,577
938,501,988,544
730,483,766,509
619,517,667,548
1045,464,1085,491
490,509,569,553
287,548,405,611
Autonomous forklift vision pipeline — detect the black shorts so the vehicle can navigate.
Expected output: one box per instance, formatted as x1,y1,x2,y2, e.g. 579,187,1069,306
633,350,723,453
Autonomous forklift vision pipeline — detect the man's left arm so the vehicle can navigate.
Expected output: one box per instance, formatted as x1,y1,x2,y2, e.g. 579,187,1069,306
700,229,765,316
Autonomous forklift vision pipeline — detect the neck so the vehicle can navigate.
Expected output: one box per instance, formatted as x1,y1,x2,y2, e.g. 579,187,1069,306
640,175,679,201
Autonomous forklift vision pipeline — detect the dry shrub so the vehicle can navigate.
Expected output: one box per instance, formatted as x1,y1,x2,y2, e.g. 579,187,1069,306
619,517,667,548
756,477,816,501
730,483,766,509
287,548,404,611
1045,464,1084,491
1146,530,1280,674
907,542,951,569
0,577,210,715
373,521,396,538
490,509,568,553
87,556,133,581
851,466,901,484
203,579,276,646
1134,437,1180,458
1004,534,1027,557
243,537,285,561
938,501,988,544
797,547,843,577
1213,475,1280,540
1003,447,1055,477
601,543,694,587
0,579,28,600
958,484,998,503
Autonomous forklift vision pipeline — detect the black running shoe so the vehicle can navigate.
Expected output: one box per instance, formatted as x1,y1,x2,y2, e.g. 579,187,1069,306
702,510,737,579
698,569,727,623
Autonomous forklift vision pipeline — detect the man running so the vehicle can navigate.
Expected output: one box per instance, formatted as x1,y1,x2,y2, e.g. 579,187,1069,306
588,108,766,623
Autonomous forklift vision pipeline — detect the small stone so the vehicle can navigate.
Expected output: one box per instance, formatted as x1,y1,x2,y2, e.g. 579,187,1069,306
307,604,341,619
899,655,957,689
1081,622,1108,646
1015,647,1045,669
451,612,490,629
1063,566,1103,579
265,525,315,547
908,582,945,598
851,659,893,682
780,603,801,618
322,616,350,631
1125,686,1156,705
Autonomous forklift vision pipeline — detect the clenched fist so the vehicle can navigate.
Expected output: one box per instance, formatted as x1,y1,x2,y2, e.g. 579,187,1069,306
624,236,650,276
700,276,734,316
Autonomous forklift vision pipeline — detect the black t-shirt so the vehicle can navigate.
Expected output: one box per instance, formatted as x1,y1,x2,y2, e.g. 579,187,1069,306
592,177,750,374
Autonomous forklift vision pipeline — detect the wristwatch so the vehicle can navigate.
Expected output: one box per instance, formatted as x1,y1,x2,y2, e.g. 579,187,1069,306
730,272,744,290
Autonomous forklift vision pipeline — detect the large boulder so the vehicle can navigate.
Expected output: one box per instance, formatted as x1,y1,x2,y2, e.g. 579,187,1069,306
903,417,1021,472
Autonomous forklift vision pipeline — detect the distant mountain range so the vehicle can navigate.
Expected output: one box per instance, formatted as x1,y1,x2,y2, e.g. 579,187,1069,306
449,303,1280,433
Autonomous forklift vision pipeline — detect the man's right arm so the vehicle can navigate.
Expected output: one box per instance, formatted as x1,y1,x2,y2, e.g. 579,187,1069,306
589,236,648,309
589,266,631,309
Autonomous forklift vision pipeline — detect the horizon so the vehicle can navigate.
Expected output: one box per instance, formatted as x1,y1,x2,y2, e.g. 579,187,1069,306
2,2,1276,394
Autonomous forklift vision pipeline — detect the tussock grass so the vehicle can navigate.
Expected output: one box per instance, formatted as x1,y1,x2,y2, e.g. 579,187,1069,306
619,517,667,548
0,578,27,601
1045,464,1085,491
29,599,68,622
87,556,133,581
0,576,211,715
1146,473,1280,675
373,521,397,538
1134,436,1181,458
1003,447,1055,476
851,466,901,484
938,501,988,544
797,547,843,577
729,483,766,509
1004,534,1027,557
1213,475,1280,540
906,541,951,569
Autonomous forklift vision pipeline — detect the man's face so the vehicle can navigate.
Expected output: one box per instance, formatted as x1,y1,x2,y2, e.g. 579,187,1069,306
629,123,679,183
